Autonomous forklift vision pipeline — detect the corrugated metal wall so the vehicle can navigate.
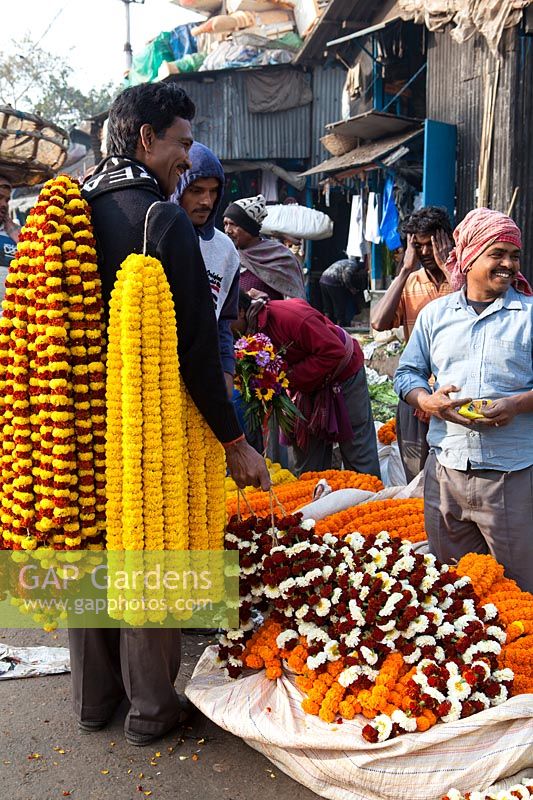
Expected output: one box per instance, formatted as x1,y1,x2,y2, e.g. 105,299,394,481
310,64,347,166
426,27,533,281
171,68,311,160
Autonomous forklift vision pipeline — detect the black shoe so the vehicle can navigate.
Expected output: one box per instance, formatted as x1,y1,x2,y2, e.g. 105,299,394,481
184,628,219,635
78,719,108,733
125,695,192,747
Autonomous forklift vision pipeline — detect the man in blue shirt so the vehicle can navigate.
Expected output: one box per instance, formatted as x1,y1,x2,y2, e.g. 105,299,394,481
394,208,533,592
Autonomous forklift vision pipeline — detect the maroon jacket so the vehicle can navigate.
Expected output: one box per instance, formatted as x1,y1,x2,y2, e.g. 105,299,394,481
256,298,363,394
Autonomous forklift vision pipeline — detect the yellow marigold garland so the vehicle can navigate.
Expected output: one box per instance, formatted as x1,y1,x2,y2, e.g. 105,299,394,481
0,175,106,551
158,275,188,551
105,253,226,553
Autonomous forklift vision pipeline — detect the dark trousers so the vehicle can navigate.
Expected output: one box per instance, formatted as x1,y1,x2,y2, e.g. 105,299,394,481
68,628,182,735
320,283,357,327
292,368,381,478
396,397,429,483
424,452,533,593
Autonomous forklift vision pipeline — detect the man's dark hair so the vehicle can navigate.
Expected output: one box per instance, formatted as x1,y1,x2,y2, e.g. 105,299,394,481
238,290,252,312
401,206,453,237
106,82,195,157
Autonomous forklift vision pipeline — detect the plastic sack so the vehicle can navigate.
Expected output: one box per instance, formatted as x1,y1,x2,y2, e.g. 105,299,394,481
375,421,407,487
0,644,70,680
129,32,174,85
261,204,333,241
186,647,533,800
388,440,407,486
296,472,423,521
169,23,198,61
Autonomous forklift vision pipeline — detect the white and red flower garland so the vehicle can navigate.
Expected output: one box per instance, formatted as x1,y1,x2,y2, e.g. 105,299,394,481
219,513,513,743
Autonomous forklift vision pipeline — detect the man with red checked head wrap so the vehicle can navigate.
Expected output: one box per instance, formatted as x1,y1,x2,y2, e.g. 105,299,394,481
395,208,533,593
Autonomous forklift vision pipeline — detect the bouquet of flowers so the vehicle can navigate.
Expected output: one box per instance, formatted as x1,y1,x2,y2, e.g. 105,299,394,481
234,333,302,437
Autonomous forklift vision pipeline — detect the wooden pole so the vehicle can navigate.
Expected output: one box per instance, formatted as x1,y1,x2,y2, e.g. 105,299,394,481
507,186,520,216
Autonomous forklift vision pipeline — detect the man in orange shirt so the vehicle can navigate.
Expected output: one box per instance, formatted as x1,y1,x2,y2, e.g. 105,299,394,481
371,207,453,481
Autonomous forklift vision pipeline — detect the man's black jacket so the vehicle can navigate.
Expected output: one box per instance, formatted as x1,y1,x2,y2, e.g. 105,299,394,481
83,156,241,443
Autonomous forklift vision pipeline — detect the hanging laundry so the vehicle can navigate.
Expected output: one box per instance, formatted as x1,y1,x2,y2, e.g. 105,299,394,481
379,177,402,251
346,195,368,259
260,170,279,203
365,191,381,244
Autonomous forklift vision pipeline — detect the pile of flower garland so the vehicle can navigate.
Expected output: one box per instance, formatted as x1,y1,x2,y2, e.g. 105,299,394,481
218,513,523,743
0,175,106,551
106,253,226,552
225,469,384,519
455,554,533,694
442,782,533,800
315,498,426,543
377,418,397,445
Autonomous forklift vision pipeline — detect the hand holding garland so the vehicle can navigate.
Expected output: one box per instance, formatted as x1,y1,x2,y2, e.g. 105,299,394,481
224,434,271,491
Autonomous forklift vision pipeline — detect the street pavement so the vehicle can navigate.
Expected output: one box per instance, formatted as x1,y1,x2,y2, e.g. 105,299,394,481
0,628,319,800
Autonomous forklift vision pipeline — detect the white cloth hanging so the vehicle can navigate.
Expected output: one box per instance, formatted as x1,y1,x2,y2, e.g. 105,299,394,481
260,170,279,203
365,191,382,244
346,195,368,258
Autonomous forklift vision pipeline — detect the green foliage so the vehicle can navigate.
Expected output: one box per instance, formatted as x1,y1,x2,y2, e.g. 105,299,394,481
0,34,118,129
367,379,399,423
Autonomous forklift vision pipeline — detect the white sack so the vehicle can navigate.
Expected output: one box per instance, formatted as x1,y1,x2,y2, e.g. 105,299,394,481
186,647,533,800
262,204,334,240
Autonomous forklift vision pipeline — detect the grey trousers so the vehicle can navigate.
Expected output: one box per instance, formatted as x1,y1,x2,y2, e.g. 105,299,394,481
292,368,381,479
68,628,182,734
396,397,429,483
424,451,533,593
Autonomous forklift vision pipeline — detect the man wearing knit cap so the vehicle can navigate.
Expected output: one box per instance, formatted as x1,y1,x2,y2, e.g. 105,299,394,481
395,208,533,593
224,194,306,301
173,142,240,398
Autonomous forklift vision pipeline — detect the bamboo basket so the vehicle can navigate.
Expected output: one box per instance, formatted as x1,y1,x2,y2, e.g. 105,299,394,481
0,106,69,186
320,132,358,157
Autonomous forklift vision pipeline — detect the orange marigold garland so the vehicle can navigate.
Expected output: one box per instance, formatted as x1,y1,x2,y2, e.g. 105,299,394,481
377,418,397,445
456,553,533,695
315,498,426,543
0,175,106,551
225,469,383,520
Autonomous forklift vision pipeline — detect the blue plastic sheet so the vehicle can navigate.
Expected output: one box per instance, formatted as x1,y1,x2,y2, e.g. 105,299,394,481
379,176,402,251
169,24,197,61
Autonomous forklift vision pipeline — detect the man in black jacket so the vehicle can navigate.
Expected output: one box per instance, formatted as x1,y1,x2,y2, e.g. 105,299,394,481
69,82,270,747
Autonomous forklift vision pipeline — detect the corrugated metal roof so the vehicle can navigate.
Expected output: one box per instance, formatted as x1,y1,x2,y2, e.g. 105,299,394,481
295,0,400,64
326,110,422,140
300,127,422,176
167,66,311,159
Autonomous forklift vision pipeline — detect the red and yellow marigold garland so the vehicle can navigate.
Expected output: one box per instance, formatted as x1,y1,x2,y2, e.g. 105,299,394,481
0,175,106,551
105,253,226,552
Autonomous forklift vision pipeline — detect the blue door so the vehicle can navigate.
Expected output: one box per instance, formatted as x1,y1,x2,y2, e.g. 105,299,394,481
422,119,457,219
